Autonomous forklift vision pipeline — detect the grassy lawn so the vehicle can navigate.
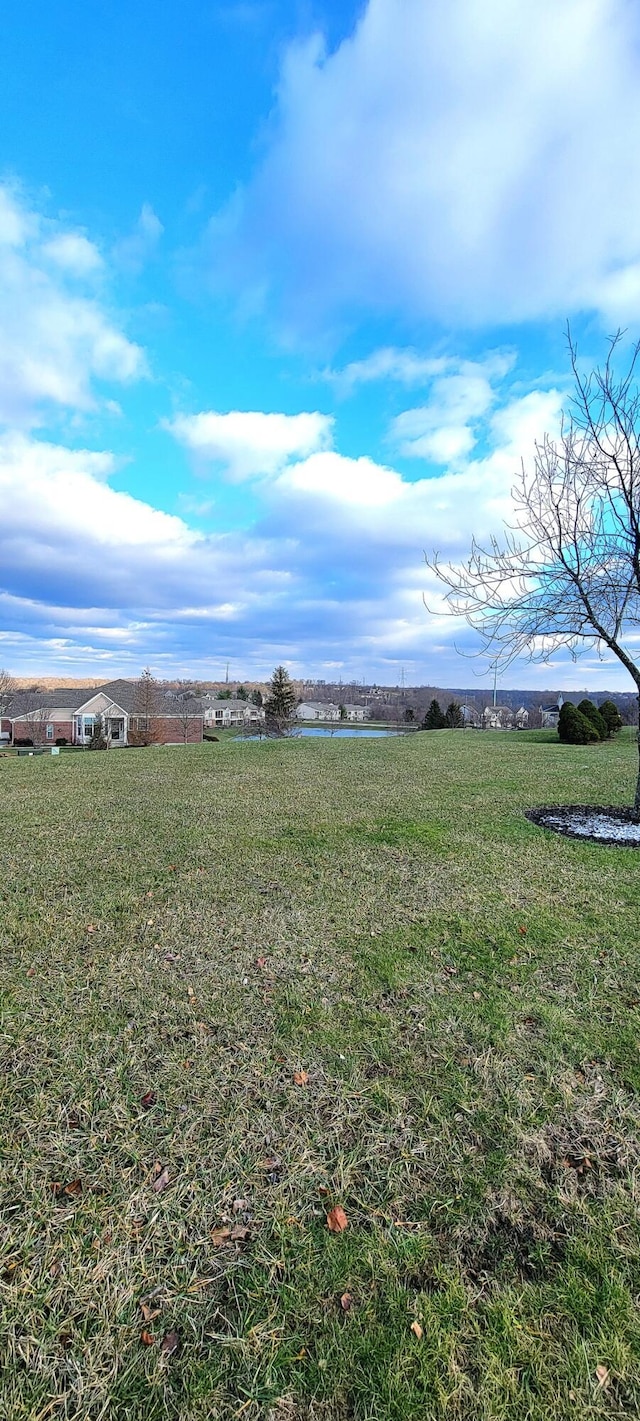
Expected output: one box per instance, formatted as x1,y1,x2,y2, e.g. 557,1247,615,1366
2,729,640,1420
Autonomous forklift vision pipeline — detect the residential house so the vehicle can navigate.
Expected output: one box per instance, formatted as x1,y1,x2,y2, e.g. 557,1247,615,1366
482,704,514,730
203,697,264,730
7,680,205,747
296,701,341,721
539,695,564,728
341,704,370,722
514,706,529,728
460,703,482,727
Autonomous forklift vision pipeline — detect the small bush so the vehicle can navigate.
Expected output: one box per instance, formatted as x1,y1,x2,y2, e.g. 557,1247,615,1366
13,737,34,747
55,737,68,747
558,702,599,744
599,699,623,736
576,698,608,740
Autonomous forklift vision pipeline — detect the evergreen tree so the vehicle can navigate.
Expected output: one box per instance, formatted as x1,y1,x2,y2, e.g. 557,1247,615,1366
250,689,263,707
264,665,297,735
599,699,623,736
88,712,108,750
403,706,415,723
577,698,608,740
558,702,599,744
236,685,248,700
445,700,463,728
423,698,447,730
339,703,348,720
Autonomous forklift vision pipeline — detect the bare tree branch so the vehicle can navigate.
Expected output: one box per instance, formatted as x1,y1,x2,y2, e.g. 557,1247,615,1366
426,330,640,810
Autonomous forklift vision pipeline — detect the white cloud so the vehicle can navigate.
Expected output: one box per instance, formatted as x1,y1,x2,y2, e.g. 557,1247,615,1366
219,0,640,327
113,203,164,275
390,370,497,463
167,409,334,479
0,186,145,424
42,233,104,275
279,449,402,506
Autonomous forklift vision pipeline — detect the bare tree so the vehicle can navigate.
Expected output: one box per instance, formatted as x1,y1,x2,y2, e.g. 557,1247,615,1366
427,331,640,811
131,667,161,747
175,694,201,744
0,668,15,719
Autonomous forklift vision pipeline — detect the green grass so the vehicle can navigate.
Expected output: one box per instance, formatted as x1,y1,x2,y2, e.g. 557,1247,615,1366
2,728,640,1420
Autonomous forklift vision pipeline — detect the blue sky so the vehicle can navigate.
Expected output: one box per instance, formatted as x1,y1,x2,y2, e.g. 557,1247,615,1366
2,0,640,688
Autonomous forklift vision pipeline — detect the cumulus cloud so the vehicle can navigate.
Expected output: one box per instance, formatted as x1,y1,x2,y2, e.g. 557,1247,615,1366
215,0,640,328
42,233,104,275
0,185,145,424
0,382,567,681
166,409,334,479
390,370,498,463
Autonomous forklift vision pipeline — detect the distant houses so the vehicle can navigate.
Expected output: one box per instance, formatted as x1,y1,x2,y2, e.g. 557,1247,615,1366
539,695,564,728
296,701,369,722
202,696,264,730
481,704,529,730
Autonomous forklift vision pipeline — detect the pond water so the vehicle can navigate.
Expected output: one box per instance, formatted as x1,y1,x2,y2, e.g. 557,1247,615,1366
245,727,407,740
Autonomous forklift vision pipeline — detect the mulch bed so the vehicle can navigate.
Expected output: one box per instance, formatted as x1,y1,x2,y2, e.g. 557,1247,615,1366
526,804,640,848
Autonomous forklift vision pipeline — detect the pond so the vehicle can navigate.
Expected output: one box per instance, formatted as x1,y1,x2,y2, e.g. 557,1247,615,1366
244,726,408,740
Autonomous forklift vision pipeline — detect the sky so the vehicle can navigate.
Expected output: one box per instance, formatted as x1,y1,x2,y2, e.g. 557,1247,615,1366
2,0,640,690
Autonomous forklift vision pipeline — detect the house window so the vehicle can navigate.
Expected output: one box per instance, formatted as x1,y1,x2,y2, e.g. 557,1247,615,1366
46,723,54,740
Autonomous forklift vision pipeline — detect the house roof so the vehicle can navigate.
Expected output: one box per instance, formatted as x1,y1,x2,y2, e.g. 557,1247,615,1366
9,680,204,722
7,687,94,718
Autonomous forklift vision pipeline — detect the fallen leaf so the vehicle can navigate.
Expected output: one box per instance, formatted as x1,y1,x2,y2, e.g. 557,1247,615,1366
140,1302,161,1323
230,1224,251,1242
326,1206,348,1233
411,1321,423,1339
64,1178,82,1197
152,1166,170,1194
86,924,96,933
472,991,481,1000
140,1090,156,1109
233,1198,248,1213
340,1292,352,1311
256,956,267,969
595,1365,610,1388
518,925,528,936
211,1227,232,1246
293,1070,309,1086
141,1329,155,1346
187,985,195,997
160,1329,180,1357
26,968,36,978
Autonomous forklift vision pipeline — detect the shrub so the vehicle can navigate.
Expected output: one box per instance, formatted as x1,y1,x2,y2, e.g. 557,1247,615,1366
558,702,599,744
577,698,608,740
599,699,623,736
13,737,34,747
55,737,68,747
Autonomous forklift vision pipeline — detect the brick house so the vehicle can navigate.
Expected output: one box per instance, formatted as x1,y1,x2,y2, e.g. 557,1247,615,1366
6,680,204,747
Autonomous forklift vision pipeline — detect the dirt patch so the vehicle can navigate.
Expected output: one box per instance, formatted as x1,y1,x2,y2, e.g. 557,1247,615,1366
526,804,640,847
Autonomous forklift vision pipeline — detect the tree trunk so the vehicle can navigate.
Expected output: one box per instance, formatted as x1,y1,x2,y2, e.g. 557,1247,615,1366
636,698,640,818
